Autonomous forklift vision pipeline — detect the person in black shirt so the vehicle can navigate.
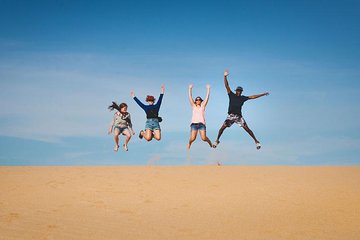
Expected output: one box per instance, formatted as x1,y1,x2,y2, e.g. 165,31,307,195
131,85,165,142
213,70,269,150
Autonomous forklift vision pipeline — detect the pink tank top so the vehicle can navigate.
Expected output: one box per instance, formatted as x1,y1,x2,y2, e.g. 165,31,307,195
191,104,206,124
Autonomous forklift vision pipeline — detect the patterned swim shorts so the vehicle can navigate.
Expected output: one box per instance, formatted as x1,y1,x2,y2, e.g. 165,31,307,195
224,113,247,127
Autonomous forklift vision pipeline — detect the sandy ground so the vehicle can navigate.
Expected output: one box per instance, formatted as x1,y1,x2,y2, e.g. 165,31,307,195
0,166,359,240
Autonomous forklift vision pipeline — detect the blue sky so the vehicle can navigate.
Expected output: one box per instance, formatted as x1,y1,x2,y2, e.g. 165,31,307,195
0,0,359,165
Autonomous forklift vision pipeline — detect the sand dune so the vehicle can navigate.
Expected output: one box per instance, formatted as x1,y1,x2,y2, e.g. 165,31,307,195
0,166,359,239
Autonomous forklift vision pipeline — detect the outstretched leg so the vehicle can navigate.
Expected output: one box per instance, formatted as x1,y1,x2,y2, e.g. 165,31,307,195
242,123,261,149
187,129,198,149
214,123,228,147
199,130,213,148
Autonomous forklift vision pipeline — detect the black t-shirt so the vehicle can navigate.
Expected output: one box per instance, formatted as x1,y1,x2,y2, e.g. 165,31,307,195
228,92,249,116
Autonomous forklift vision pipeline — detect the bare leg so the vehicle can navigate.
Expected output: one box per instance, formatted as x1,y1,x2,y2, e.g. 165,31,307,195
243,124,259,143
123,129,131,151
143,129,153,141
187,129,198,149
214,123,228,147
199,130,213,148
113,128,120,152
153,129,161,141
243,123,261,149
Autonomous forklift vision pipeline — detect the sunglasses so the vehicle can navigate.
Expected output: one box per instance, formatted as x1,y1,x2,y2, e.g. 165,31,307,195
195,99,202,101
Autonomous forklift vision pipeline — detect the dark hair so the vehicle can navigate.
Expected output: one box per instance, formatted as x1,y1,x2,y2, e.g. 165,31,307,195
146,95,155,102
119,103,128,109
108,102,127,112
194,96,203,103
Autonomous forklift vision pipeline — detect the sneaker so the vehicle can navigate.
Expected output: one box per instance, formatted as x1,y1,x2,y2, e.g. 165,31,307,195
139,130,144,139
123,144,128,151
212,140,220,148
114,144,119,152
256,142,261,150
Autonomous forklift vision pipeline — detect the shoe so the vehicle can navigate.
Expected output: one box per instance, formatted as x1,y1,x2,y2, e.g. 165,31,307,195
114,144,119,152
139,130,144,139
212,140,220,148
256,142,261,150
123,144,128,151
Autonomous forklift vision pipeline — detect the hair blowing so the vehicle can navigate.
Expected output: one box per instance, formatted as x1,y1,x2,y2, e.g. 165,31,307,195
108,102,127,112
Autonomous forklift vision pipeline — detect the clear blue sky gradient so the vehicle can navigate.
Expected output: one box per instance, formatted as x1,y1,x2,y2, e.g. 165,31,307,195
0,0,359,165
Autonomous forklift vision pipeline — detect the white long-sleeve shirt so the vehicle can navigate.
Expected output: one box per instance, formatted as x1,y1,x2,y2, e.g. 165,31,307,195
110,112,133,130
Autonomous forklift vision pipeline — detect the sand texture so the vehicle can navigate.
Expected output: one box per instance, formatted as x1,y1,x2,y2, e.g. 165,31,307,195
0,166,359,240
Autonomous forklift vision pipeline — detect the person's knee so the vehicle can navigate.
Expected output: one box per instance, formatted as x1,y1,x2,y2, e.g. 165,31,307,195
153,133,161,141
153,130,161,140
144,134,152,141
199,132,207,141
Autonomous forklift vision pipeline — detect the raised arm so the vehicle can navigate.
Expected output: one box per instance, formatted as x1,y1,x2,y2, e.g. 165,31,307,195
224,69,231,94
131,90,146,109
248,92,270,99
156,84,165,107
188,84,195,107
202,84,210,107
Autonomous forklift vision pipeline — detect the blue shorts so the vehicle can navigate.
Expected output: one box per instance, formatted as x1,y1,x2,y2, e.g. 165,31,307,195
190,123,206,131
145,118,161,131
114,126,128,135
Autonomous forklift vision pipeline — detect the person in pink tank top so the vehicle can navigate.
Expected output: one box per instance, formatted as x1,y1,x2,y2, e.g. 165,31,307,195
187,84,214,149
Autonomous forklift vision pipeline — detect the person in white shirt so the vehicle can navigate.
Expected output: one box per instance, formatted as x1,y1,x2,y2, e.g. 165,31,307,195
108,102,135,152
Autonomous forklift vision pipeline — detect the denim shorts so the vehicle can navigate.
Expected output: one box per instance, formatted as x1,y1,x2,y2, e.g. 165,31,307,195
145,118,161,131
114,126,128,135
190,123,206,131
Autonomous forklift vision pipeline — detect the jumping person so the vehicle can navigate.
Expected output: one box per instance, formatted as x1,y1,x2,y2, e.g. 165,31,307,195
108,102,135,152
213,69,269,149
131,85,165,142
187,84,213,149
